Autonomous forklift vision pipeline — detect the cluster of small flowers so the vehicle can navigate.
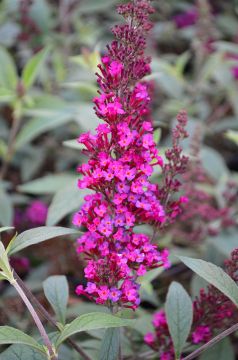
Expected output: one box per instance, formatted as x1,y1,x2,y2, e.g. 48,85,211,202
169,127,237,244
144,249,238,358
159,110,189,226
173,8,198,29
14,200,48,231
72,0,189,310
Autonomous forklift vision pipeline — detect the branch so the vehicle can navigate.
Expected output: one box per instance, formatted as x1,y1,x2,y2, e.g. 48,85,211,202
13,271,92,360
183,323,238,360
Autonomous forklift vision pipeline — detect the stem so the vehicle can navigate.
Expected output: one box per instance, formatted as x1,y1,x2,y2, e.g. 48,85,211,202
13,271,92,360
183,323,238,360
12,279,57,360
0,111,21,180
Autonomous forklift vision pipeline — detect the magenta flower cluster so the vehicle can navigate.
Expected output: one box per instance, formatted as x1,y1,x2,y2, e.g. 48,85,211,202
72,0,173,309
144,249,238,358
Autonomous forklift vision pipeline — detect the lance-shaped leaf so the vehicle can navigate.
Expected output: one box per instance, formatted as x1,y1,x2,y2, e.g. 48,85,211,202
0,242,14,281
0,188,13,226
56,312,134,347
165,282,193,360
22,47,49,89
43,275,69,325
18,173,76,195
8,226,79,255
99,328,120,360
0,47,18,89
0,227,14,234
1,344,47,360
179,256,238,307
0,326,44,353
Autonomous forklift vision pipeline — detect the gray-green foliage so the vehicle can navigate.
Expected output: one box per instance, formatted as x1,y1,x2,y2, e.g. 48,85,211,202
43,275,69,325
165,282,193,359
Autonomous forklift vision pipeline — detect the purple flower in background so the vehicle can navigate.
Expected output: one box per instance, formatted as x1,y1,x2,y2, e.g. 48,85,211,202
10,256,30,275
26,200,48,225
232,66,238,79
173,8,198,29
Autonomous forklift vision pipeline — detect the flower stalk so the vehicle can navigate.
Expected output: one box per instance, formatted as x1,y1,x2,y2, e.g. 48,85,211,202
11,278,58,360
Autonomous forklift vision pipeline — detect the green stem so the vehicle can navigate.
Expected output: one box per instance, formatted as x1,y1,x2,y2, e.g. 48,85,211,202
12,279,57,360
13,271,92,360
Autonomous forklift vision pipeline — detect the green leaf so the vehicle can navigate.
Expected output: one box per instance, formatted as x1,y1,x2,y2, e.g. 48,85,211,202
99,328,120,360
46,181,91,225
79,0,118,13
18,174,76,194
179,256,238,307
208,232,238,258
43,275,69,325
0,88,15,103
0,46,18,89
138,267,164,285
0,226,14,234
22,48,49,89
226,130,238,145
0,188,13,226
0,241,13,279
153,128,162,144
0,22,20,48
200,146,228,180
199,337,235,360
15,108,75,149
8,226,79,255
1,344,47,360
29,0,53,33
0,326,44,352
63,139,85,150
0,343,73,360
165,282,193,359
56,313,134,347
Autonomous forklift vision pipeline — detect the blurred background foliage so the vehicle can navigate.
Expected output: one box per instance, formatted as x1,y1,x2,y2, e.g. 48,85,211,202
0,0,238,358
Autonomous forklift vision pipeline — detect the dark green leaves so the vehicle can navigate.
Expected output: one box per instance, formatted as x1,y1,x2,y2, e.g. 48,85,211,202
165,282,193,359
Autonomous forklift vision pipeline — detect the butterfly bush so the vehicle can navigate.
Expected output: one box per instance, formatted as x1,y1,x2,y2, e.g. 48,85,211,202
144,249,238,359
73,0,188,310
